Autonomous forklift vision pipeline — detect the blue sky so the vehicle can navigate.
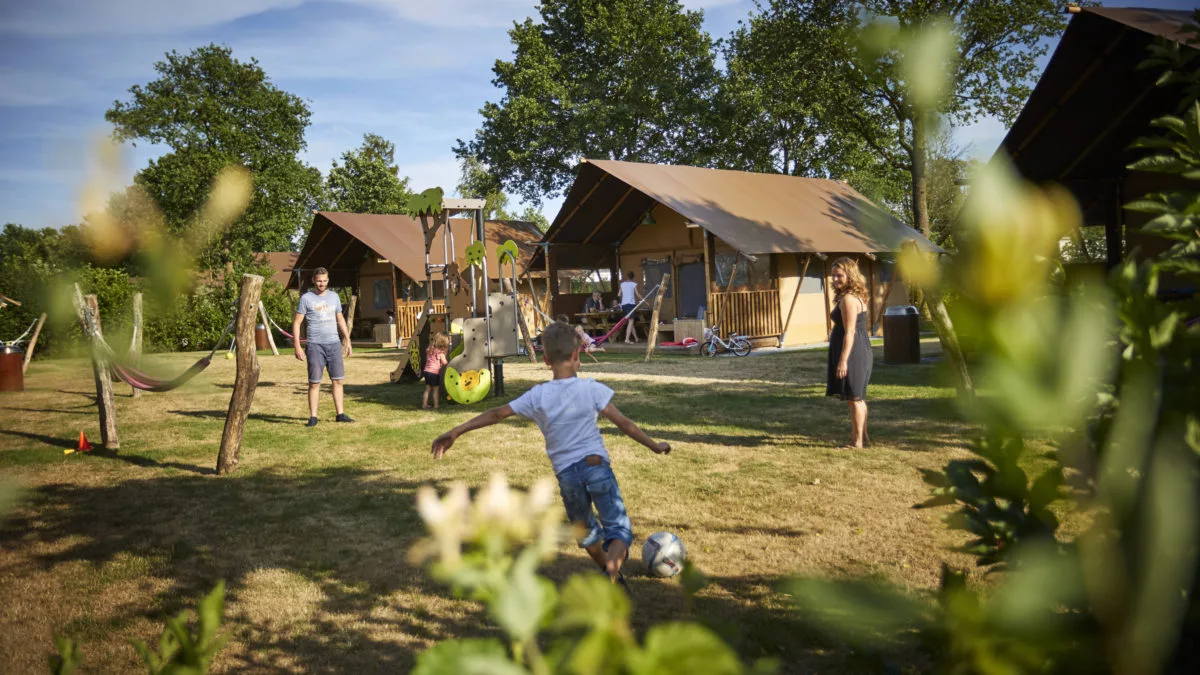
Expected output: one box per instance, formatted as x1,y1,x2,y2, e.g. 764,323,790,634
0,0,1194,230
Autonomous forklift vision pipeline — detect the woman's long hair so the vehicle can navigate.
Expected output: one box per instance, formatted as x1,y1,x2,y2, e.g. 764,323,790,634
831,257,868,304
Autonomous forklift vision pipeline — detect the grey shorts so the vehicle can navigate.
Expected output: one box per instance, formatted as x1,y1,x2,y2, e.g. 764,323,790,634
306,342,345,383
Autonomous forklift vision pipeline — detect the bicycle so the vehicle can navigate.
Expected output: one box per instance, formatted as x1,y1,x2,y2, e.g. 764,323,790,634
702,323,752,357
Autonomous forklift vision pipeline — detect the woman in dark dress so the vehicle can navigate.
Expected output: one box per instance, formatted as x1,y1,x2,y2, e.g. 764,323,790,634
826,257,873,448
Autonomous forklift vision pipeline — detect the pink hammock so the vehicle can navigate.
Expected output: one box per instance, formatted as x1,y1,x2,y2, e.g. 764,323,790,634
110,357,213,393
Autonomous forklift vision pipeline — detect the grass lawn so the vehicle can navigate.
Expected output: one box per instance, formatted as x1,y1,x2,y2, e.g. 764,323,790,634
0,341,1012,673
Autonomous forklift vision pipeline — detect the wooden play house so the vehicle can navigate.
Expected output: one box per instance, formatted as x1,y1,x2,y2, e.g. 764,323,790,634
290,212,549,342
532,160,939,347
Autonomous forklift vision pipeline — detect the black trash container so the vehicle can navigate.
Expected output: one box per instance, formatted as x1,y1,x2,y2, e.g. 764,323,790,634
882,305,921,365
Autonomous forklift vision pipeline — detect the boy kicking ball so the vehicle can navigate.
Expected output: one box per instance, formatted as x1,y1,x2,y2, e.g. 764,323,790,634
431,321,670,589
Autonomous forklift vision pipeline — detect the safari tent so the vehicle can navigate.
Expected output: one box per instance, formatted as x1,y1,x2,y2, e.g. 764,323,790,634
533,159,939,347
291,211,548,341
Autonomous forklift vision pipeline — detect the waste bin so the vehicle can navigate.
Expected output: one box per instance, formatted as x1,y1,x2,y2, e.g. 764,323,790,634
0,344,24,392
882,305,921,365
255,324,269,351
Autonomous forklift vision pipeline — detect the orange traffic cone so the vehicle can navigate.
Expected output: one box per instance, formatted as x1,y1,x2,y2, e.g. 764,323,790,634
77,431,92,453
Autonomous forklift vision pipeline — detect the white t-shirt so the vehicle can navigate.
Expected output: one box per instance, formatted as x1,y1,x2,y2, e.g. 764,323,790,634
509,377,615,474
619,280,638,305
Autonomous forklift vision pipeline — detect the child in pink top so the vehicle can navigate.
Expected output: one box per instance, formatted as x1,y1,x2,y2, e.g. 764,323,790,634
422,333,450,409
574,324,604,363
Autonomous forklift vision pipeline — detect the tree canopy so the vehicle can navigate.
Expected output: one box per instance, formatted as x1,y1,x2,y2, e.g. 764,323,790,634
326,133,413,214
455,0,721,204
105,44,323,267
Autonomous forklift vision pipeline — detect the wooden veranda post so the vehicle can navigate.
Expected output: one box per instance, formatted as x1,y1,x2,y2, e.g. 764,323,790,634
643,273,670,362
21,313,46,374
257,301,279,356
130,293,143,398
702,231,715,327
73,286,119,450
217,274,263,476
822,256,834,335
546,246,560,319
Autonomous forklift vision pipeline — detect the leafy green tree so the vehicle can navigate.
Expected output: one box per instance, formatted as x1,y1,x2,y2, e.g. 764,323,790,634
326,133,413,214
823,0,1081,237
105,44,323,268
455,0,721,204
456,155,512,220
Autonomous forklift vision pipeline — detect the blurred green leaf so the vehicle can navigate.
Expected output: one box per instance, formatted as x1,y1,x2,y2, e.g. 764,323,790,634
627,623,744,675
557,573,630,631
413,638,529,675
782,578,930,648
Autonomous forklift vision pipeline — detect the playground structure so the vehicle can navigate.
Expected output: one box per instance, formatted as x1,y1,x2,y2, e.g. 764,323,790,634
389,190,534,403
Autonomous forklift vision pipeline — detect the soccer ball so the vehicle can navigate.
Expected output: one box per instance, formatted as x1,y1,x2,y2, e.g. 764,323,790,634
641,531,687,578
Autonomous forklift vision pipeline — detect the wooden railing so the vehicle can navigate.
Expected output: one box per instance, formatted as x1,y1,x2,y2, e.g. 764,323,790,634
396,300,446,339
710,287,782,339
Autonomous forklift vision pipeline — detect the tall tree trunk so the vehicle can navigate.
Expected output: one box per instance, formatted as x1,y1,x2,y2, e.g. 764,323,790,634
911,110,931,238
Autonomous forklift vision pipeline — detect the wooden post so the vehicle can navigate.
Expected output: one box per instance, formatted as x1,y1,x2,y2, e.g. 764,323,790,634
130,293,143,398
73,286,119,450
505,279,539,363
522,270,543,331
217,274,263,476
345,294,358,345
546,245,559,319
644,273,670,362
724,252,741,292
871,276,896,334
821,256,833,335
780,254,811,344
257,301,279,356
866,258,877,336
702,230,715,327
21,313,46,375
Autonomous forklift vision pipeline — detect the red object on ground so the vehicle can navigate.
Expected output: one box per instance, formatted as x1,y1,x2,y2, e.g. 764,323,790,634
77,431,92,452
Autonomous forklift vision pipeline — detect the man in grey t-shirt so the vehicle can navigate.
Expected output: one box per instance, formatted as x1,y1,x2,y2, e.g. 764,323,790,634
293,267,353,427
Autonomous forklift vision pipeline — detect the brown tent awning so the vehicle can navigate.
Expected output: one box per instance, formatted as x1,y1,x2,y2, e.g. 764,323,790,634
995,7,1196,225
291,212,544,289
538,160,939,266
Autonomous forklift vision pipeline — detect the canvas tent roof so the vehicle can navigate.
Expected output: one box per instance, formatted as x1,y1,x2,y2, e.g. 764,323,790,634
291,211,543,289
534,160,938,268
256,252,299,287
995,6,1196,224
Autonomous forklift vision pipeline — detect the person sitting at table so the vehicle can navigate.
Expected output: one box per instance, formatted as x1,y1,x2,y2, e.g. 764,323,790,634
582,290,605,314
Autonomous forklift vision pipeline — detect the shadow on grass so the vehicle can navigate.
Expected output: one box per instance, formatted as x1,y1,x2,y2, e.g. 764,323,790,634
0,405,97,417
0,467,475,673
167,410,306,424
0,428,77,450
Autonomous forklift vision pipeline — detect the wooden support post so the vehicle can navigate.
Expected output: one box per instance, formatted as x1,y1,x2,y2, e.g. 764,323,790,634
345,294,358,343
130,293,143,398
546,246,559,319
22,313,46,375
217,274,263,476
821,256,833,335
505,279,539,363
644,273,670,362
702,231,715,327
724,252,741,292
871,276,896,334
781,254,811,344
73,286,119,450
257,301,279,356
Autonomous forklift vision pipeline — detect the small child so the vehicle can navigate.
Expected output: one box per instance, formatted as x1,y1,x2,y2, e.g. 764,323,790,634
422,332,450,409
574,324,604,363
431,322,670,589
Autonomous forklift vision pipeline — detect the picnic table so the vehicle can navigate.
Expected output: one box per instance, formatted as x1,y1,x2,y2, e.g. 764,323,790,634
574,309,655,338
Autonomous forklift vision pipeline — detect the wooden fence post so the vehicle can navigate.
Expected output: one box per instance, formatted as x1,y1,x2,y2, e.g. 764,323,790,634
217,274,263,476
130,293,143,399
643,273,670,362
257,301,279,356
73,285,119,450
21,313,46,375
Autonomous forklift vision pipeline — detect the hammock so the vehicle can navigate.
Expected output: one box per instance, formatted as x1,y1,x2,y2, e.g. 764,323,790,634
0,316,39,347
96,320,235,393
264,310,305,344
527,283,662,348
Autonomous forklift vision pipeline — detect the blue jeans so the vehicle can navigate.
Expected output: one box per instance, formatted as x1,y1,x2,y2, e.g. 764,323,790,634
557,457,633,550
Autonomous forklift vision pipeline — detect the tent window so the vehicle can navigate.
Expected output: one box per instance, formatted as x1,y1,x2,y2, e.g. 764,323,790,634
372,279,393,309
642,258,672,299
800,263,824,294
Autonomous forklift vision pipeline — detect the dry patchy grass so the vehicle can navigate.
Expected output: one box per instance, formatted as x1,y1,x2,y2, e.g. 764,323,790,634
0,341,1030,673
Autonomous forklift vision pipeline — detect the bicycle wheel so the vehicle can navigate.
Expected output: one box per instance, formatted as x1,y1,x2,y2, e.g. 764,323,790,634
732,337,752,357
702,340,719,357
